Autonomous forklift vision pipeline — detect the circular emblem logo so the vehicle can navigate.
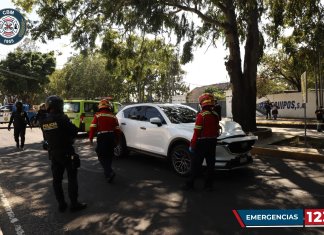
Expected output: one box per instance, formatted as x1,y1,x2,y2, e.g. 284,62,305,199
0,8,26,45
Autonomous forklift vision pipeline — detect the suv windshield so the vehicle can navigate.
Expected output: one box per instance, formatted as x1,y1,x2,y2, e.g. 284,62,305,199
159,105,197,124
64,102,80,113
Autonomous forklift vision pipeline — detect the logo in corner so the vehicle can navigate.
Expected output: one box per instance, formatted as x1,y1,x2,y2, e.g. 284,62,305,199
0,8,26,45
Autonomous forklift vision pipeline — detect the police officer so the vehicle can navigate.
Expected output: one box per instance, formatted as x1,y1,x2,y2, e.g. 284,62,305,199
183,93,220,191
8,101,32,150
41,95,87,212
89,99,121,183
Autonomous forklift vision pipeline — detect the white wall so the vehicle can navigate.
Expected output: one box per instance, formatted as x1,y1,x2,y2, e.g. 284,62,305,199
226,90,318,119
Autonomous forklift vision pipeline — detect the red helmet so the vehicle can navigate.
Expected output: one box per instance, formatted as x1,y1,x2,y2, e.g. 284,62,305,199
98,99,112,110
198,93,215,108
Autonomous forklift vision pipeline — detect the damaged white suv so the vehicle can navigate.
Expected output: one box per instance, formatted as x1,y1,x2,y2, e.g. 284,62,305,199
115,103,258,176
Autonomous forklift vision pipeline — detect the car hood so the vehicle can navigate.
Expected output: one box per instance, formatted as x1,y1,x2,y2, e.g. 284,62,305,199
174,120,253,140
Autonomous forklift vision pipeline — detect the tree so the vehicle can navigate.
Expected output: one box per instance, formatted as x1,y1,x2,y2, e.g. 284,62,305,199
48,36,188,102
204,87,226,100
260,0,324,92
0,48,56,103
258,49,312,92
14,0,323,131
101,31,188,102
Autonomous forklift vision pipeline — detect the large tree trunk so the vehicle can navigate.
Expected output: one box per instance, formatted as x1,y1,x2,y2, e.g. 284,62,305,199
224,1,259,132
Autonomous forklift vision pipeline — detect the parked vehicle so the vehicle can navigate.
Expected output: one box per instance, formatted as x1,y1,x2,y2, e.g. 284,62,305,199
115,103,258,176
63,99,123,132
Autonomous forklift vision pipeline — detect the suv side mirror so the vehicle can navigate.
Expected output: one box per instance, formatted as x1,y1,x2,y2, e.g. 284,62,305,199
150,117,162,127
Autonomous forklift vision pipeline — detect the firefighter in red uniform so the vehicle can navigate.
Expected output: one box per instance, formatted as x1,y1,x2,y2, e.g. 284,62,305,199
183,93,220,191
89,99,121,183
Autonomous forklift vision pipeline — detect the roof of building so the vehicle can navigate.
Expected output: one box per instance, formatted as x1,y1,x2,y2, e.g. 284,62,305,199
186,82,230,102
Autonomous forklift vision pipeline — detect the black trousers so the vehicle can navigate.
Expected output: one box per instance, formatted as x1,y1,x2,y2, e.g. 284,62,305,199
14,125,26,147
188,138,217,187
51,159,78,205
96,132,115,178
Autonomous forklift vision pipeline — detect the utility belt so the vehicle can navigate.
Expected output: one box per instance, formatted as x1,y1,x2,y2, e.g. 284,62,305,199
97,131,114,135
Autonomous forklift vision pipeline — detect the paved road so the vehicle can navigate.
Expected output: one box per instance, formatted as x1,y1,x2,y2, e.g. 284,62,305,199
0,127,324,234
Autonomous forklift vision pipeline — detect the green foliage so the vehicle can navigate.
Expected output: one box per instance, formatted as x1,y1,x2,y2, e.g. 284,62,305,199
204,87,225,101
47,34,188,102
0,48,56,103
260,0,323,92
256,77,288,98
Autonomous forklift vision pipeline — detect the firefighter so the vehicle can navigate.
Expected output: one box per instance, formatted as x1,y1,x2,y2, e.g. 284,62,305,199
182,93,220,191
89,99,121,183
8,101,32,150
41,95,87,212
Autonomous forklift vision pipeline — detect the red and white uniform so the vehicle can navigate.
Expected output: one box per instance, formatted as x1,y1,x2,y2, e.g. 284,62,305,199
190,109,220,149
89,110,121,141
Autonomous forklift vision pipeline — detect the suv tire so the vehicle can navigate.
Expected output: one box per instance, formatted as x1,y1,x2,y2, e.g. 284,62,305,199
170,144,192,176
114,135,128,158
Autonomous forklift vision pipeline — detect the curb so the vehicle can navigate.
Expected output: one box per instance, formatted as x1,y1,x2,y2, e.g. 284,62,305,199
251,146,324,163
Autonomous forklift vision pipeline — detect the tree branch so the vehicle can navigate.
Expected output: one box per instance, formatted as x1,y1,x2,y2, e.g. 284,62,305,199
165,1,226,29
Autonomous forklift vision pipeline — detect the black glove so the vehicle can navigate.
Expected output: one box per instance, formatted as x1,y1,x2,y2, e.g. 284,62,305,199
71,154,80,169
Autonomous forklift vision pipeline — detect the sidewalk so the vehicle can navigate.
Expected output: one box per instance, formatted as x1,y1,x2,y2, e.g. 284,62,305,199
256,116,318,129
252,124,324,163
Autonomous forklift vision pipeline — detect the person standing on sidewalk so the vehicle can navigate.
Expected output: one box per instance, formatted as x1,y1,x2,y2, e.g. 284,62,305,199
89,99,121,183
264,101,272,119
315,106,324,132
7,101,32,150
182,93,220,192
42,95,87,212
271,104,279,120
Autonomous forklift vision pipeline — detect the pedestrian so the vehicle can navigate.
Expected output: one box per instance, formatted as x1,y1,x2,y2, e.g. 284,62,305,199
89,99,121,183
34,103,48,149
182,93,220,192
41,95,87,212
315,106,324,132
271,104,278,120
264,101,272,119
7,101,32,150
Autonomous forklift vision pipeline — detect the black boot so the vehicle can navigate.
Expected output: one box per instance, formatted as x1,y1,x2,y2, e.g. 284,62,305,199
70,202,87,212
107,172,116,183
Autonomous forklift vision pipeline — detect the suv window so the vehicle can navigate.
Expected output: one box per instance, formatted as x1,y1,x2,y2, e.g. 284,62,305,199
143,107,166,124
159,105,197,124
123,106,143,120
84,102,98,113
64,102,80,113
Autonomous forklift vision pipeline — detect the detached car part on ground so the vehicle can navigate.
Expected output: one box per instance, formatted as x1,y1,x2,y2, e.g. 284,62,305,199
114,103,258,176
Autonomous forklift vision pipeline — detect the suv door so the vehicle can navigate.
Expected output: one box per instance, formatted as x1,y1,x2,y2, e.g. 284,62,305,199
137,106,169,156
120,106,144,150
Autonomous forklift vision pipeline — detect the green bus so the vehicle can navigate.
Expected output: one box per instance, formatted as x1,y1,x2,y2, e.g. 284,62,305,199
63,99,122,132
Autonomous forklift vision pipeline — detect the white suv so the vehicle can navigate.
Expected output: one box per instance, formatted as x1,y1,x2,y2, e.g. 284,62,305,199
115,103,258,176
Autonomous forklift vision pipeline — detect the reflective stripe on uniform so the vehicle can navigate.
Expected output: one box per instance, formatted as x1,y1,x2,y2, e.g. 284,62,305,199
95,113,115,118
194,125,202,130
98,130,114,134
201,111,211,116
90,124,97,127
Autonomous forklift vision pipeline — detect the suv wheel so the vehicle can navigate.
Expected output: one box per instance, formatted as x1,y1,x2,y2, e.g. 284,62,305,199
114,135,128,158
170,144,192,176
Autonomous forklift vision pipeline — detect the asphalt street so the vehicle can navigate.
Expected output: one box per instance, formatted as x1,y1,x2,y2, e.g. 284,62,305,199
0,126,324,235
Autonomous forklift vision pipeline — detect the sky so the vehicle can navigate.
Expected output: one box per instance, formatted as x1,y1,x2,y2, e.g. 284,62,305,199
0,0,229,90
